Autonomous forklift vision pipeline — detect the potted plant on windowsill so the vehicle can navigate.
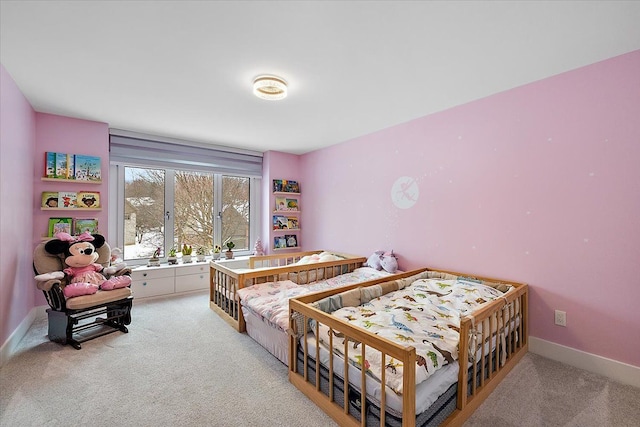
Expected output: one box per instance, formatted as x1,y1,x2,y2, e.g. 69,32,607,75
182,244,193,263
196,246,207,262
212,245,222,261
148,247,161,267
167,247,178,265
225,241,235,259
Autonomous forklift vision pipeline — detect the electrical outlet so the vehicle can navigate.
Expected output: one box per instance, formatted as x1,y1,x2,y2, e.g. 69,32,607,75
554,310,567,327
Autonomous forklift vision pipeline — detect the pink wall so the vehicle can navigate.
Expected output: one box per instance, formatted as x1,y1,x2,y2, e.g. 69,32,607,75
299,51,640,367
0,65,37,347
33,114,109,304
262,151,301,254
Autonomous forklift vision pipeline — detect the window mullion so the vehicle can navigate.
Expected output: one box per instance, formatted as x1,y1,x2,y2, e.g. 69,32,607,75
213,174,222,250
165,169,176,258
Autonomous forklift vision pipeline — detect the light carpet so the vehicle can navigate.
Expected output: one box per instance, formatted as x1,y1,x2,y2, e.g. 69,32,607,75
1,291,638,426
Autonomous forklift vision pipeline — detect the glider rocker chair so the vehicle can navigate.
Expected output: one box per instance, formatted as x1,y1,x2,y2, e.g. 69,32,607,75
33,239,133,349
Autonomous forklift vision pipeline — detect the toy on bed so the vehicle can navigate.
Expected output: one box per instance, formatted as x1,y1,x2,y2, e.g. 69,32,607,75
294,251,343,265
365,249,398,273
34,232,131,298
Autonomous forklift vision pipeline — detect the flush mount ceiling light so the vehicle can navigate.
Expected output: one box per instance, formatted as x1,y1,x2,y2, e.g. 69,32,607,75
253,75,288,100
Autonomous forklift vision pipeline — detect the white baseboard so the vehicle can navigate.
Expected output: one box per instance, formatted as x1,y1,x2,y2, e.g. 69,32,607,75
0,306,47,367
529,336,640,389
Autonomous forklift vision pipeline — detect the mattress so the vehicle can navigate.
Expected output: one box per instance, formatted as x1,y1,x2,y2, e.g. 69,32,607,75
300,334,459,415
237,267,395,332
242,306,290,365
312,277,512,393
296,327,518,426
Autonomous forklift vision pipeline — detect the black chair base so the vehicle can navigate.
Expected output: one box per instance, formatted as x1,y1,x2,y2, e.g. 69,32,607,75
47,297,133,349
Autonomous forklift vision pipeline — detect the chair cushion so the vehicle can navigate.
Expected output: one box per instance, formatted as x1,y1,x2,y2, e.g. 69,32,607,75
65,287,132,310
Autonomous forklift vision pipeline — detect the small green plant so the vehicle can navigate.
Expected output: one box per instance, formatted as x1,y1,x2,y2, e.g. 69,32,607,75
214,245,222,253
225,241,235,251
196,246,207,256
168,247,177,257
182,244,192,255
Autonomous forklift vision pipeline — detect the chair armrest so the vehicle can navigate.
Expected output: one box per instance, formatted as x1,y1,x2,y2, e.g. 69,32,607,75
36,278,62,292
108,267,132,277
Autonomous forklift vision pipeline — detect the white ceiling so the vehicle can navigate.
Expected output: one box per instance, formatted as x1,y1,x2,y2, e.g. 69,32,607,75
2,1,639,155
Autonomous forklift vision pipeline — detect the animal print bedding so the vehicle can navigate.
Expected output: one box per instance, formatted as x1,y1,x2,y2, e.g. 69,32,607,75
312,277,510,394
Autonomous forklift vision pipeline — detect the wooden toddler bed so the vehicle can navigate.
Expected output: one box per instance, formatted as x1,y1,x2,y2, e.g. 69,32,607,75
237,266,404,365
288,267,528,427
209,250,367,332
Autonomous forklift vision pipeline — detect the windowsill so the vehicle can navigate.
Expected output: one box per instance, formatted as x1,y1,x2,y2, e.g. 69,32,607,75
128,254,253,271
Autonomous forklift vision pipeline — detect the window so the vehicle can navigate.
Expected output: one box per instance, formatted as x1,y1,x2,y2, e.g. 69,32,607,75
109,131,262,264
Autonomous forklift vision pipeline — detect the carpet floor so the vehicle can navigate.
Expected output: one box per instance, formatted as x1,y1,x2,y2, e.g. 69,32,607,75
1,291,638,426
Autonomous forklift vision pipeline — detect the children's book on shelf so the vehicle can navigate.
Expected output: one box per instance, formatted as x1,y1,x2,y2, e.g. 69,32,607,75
48,217,72,237
274,236,287,249
58,191,77,208
285,198,299,211
275,197,287,211
273,179,300,193
42,191,59,208
285,180,299,193
74,218,99,235
77,191,101,208
45,152,75,179
45,152,58,178
285,234,298,248
275,197,299,211
273,215,288,230
287,217,299,229
74,154,102,181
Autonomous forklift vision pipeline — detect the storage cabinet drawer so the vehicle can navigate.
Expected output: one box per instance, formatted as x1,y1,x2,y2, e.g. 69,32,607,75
176,264,208,276
131,276,175,298
175,272,209,293
131,267,174,281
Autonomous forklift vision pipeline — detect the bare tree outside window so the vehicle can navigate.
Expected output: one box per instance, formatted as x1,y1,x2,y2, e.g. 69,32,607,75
222,176,250,251
123,167,165,260
123,167,250,260
174,171,214,251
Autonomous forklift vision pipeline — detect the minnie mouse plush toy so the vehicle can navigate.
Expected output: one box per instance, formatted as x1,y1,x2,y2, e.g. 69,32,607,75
35,232,131,298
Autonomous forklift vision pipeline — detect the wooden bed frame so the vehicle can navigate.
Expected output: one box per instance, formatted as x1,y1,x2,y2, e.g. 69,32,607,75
288,267,529,427
209,250,367,332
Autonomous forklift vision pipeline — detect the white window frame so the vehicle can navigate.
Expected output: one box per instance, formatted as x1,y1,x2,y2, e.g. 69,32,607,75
109,163,261,265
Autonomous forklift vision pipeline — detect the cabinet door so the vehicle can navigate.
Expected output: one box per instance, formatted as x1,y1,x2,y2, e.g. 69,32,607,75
175,264,209,293
131,268,175,298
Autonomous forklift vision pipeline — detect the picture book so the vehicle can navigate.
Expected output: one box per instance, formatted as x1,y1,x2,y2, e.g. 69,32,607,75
273,215,288,230
41,191,60,208
74,155,102,182
284,180,299,193
273,179,300,193
44,152,58,178
285,198,299,211
48,217,72,237
77,191,100,208
285,234,298,248
275,197,287,211
58,191,77,208
287,217,299,229
56,153,74,180
74,218,99,235
274,236,287,249
45,152,74,179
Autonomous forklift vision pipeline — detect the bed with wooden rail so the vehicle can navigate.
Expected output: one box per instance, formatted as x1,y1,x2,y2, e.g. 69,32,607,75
288,267,528,427
209,250,367,332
